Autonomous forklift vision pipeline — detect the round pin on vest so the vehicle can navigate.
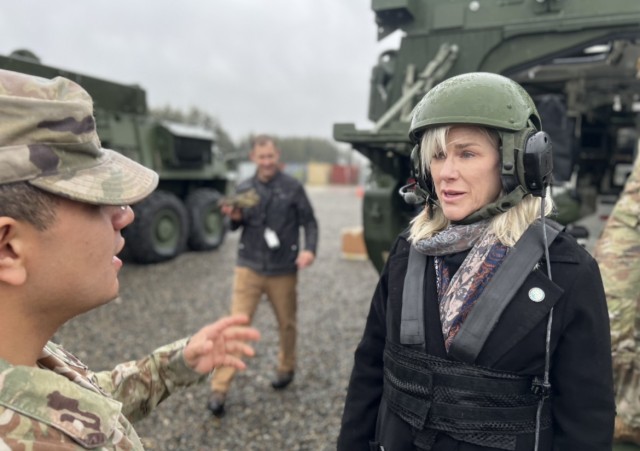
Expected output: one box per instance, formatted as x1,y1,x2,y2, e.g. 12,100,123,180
528,287,545,303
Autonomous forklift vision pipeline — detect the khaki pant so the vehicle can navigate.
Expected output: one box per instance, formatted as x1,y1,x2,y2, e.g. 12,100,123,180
211,266,297,393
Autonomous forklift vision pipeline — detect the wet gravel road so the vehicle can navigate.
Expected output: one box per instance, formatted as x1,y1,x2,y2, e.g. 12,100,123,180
54,185,380,451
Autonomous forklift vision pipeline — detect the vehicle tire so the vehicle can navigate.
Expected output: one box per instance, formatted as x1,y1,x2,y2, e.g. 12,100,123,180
124,190,189,264
186,188,227,250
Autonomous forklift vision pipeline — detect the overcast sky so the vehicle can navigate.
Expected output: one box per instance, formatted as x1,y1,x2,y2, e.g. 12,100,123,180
1,1,402,143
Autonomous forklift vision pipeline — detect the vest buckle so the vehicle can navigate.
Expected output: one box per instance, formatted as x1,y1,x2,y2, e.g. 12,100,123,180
531,377,551,399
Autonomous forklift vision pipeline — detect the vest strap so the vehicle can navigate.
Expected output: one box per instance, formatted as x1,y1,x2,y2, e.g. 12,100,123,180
400,247,427,345
449,219,562,363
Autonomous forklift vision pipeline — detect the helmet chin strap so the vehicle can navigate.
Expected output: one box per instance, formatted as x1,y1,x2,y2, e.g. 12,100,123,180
452,186,528,225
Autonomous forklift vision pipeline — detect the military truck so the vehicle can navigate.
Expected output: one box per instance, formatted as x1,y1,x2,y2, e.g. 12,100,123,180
334,0,640,272
0,49,229,263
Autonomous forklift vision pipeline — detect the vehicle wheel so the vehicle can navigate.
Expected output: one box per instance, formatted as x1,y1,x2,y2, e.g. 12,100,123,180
124,190,189,263
186,188,227,250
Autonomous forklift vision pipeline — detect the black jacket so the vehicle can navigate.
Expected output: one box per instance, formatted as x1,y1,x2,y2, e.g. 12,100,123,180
232,171,318,276
338,231,615,451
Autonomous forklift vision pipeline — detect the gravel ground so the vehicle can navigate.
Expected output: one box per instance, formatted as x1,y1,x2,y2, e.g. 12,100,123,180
54,185,380,451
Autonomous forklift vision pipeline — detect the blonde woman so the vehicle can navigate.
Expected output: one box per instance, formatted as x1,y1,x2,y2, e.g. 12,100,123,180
338,73,614,451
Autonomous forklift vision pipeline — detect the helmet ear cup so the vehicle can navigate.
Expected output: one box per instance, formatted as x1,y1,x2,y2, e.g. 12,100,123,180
411,144,435,199
410,144,422,181
503,128,554,198
521,131,553,197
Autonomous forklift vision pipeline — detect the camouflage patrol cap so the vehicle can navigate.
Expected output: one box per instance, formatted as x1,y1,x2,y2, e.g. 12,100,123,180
0,68,158,204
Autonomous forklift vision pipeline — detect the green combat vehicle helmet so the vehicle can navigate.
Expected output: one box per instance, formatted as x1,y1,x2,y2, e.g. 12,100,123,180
409,72,541,141
408,72,552,224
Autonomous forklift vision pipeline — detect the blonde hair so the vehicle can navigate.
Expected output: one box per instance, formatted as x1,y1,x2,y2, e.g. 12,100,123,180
408,125,555,247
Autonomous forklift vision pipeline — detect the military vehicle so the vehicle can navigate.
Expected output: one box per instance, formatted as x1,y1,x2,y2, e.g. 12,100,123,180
0,49,230,263
334,0,640,272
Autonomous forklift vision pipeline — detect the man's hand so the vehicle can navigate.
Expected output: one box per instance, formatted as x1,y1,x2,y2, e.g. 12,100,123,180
296,250,315,270
220,204,243,222
183,314,260,374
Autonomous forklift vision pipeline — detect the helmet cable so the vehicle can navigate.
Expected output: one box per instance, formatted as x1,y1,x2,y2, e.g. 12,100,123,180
534,195,554,451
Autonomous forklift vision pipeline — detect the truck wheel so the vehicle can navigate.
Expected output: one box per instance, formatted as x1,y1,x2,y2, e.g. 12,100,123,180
125,191,189,263
186,188,227,250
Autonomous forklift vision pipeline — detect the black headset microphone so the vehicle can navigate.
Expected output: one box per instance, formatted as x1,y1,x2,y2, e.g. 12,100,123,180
398,143,439,207
398,182,425,205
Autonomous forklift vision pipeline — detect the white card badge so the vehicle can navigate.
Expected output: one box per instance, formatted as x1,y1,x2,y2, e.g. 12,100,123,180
264,227,280,249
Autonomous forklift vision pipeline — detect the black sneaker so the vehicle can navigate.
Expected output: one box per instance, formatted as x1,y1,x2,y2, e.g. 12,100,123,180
206,391,226,417
271,371,294,390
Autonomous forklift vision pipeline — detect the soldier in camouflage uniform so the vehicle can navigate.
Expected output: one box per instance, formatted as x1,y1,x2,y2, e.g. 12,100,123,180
594,152,640,445
0,68,260,449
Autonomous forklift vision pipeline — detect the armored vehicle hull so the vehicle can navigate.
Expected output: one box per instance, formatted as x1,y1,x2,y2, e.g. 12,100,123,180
1,50,229,263
335,0,640,272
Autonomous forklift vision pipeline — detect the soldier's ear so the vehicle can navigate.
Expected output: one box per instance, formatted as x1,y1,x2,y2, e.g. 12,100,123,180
0,218,27,286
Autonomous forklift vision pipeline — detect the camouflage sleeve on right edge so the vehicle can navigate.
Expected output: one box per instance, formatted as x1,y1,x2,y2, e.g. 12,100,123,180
594,154,640,427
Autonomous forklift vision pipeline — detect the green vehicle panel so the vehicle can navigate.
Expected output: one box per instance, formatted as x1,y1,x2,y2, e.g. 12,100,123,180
0,50,230,263
335,0,640,272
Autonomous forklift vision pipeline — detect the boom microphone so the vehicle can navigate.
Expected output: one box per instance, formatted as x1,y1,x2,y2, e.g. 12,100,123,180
398,182,426,205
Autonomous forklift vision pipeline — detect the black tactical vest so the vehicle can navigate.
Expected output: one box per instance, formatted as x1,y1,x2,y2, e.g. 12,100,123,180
382,221,561,450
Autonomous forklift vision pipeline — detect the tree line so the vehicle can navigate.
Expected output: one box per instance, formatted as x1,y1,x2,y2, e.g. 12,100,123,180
151,105,347,164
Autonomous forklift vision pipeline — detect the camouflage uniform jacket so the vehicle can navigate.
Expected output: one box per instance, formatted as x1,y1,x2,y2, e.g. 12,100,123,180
0,338,203,449
595,154,640,429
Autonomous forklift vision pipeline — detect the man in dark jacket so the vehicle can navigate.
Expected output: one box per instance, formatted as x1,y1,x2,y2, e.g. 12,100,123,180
207,134,318,416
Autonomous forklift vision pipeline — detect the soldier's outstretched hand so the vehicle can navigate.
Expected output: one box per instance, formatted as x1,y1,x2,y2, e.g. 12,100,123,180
183,314,260,374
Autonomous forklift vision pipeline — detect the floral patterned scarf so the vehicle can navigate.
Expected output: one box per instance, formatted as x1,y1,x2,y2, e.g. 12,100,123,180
413,220,509,351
